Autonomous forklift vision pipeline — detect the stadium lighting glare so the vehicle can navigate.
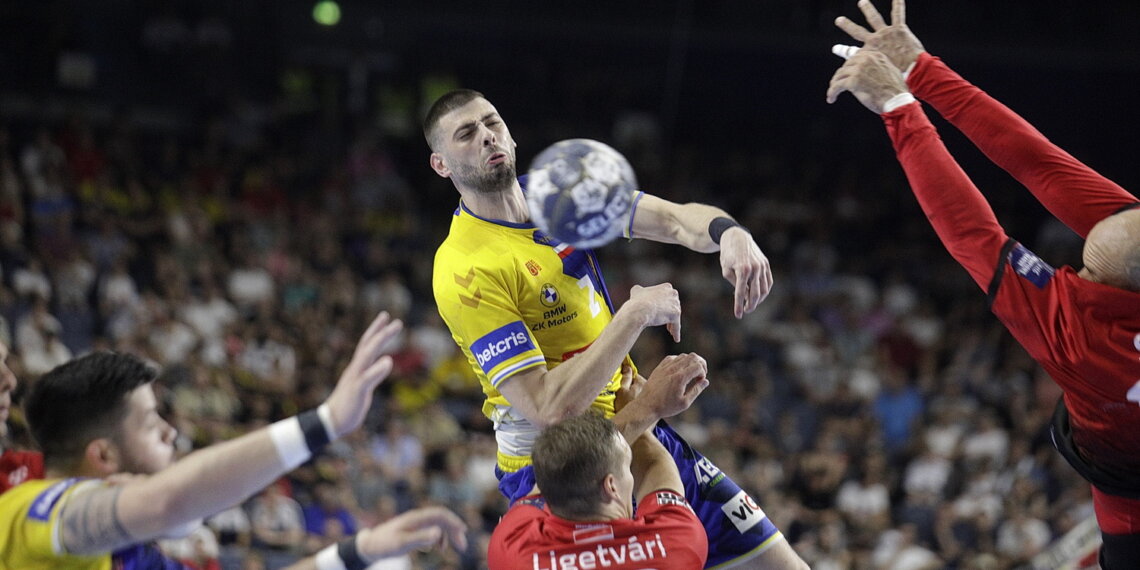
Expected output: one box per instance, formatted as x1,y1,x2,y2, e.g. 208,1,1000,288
313,1,342,26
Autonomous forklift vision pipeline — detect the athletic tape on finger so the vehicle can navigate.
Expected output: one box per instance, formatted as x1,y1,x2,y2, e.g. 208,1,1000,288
832,44,860,59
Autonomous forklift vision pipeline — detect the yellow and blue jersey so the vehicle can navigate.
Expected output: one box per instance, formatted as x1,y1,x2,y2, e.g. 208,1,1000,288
432,198,631,472
0,478,186,569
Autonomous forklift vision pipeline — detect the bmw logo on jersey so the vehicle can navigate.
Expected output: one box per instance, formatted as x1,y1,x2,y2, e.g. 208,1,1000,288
540,283,559,307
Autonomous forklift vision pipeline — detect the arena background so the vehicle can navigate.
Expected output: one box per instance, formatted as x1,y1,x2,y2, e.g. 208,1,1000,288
1,1,1138,568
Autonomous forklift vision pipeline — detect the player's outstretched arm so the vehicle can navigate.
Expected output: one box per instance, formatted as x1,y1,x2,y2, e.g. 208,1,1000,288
620,353,708,499
58,312,402,555
835,0,1138,235
828,51,1011,292
284,506,468,570
630,433,684,502
629,193,772,318
498,284,682,428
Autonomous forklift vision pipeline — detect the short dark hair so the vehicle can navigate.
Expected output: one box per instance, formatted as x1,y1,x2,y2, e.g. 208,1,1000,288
532,412,623,519
423,88,485,151
25,352,157,470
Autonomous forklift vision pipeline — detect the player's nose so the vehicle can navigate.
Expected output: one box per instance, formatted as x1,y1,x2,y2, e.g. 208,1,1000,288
480,126,497,146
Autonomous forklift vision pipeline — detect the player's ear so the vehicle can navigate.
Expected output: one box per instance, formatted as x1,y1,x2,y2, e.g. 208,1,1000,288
602,473,620,503
84,438,120,476
429,153,450,178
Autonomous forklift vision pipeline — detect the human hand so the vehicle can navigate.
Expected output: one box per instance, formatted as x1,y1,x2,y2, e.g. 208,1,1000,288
835,0,925,73
355,506,468,560
613,362,647,412
635,353,709,420
626,283,681,342
827,49,911,114
325,312,403,437
719,227,773,318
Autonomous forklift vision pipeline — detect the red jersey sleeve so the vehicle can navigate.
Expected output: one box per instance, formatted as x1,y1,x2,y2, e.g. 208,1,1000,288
0,450,45,494
908,53,1139,237
634,490,708,568
487,499,548,569
882,102,1010,292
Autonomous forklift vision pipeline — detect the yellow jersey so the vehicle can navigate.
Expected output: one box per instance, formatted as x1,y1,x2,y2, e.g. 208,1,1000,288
0,478,185,569
433,199,630,472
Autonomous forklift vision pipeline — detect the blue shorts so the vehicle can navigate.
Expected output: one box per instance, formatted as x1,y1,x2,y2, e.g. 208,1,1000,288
496,421,783,568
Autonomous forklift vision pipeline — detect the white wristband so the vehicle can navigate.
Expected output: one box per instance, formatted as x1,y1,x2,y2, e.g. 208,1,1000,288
315,543,348,570
882,92,917,114
317,403,337,441
268,416,310,470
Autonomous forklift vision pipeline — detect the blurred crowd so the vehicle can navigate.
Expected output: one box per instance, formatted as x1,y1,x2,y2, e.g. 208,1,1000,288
0,79,1100,569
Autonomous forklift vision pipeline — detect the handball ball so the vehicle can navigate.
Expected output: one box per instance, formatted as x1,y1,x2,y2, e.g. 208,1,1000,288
526,138,637,249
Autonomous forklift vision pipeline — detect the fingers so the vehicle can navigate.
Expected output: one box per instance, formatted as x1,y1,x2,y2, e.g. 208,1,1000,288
362,355,394,387
892,0,906,25
758,262,774,304
826,64,853,104
667,320,681,343
401,507,469,552
619,362,634,391
834,16,871,42
858,0,888,30
404,527,444,551
728,267,746,319
683,375,710,402
361,311,392,342
351,319,404,371
735,257,770,317
665,352,707,380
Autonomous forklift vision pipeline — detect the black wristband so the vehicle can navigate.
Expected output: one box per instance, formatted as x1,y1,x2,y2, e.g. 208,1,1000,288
337,536,370,570
297,408,331,456
708,216,745,245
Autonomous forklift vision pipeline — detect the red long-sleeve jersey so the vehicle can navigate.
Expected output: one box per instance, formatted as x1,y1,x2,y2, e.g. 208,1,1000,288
488,491,707,570
883,54,1140,480
0,449,43,494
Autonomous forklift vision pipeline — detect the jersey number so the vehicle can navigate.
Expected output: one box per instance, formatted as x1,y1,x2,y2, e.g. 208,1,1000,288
577,275,601,318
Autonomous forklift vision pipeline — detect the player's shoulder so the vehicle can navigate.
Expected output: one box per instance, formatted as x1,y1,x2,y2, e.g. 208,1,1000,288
489,498,549,563
634,490,701,524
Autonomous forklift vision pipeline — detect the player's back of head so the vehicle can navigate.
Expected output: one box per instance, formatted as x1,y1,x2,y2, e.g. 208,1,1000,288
532,412,622,519
1083,208,1140,292
25,351,157,470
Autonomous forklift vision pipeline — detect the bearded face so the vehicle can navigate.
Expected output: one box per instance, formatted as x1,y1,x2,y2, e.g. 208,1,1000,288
449,149,518,194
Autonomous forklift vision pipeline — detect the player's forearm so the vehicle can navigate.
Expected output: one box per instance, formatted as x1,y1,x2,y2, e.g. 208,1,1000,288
631,433,684,500
631,194,730,253
114,431,289,543
884,103,1009,291
532,307,649,426
910,53,1136,236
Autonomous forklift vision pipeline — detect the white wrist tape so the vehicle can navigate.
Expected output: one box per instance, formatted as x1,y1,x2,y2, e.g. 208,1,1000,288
315,543,348,570
882,92,917,114
317,404,337,441
267,404,335,470
268,415,310,470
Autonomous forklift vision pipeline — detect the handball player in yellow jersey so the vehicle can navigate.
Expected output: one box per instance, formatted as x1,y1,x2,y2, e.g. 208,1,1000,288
426,90,805,569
